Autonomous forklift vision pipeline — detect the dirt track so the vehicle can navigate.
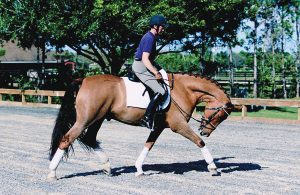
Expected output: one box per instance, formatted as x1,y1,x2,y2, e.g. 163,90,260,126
0,106,299,195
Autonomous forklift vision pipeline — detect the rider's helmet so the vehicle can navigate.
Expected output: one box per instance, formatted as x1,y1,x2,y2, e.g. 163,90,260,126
149,15,168,28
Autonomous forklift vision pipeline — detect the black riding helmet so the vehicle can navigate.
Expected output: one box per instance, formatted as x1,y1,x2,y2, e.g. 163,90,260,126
149,15,168,28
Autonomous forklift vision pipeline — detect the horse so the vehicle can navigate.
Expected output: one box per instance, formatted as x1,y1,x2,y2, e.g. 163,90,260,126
47,72,235,180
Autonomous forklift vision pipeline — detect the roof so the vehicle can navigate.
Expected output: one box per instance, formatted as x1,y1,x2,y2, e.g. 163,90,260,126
0,41,57,62
0,61,59,64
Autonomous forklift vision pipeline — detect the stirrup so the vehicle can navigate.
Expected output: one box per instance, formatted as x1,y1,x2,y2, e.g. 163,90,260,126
140,117,154,131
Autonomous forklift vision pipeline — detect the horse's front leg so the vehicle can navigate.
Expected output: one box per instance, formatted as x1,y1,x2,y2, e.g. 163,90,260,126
135,128,164,176
171,123,219,176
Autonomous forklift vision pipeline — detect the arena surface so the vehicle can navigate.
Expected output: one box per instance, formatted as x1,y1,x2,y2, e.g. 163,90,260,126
0,106,299,194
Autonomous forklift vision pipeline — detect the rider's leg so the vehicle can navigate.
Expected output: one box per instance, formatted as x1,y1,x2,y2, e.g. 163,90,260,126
132,61,166,130
142,92,163,130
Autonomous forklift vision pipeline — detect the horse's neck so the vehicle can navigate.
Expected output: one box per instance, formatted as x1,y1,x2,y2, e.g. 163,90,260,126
174,74,230,105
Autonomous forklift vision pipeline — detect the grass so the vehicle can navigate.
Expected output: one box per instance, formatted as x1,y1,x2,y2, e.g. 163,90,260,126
232,106,298,120
197,105,299,120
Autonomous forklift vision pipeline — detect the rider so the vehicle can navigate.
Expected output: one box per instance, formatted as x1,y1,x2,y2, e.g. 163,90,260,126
132,15,168,130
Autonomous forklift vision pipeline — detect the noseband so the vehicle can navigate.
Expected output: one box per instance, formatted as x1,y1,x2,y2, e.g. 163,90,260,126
198,105,231,132
171,97,232,135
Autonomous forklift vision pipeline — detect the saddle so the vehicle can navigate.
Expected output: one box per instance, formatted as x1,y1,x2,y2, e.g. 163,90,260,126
122,69,170,110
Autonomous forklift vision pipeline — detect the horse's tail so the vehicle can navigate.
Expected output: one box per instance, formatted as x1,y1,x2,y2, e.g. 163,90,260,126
49,79,81,160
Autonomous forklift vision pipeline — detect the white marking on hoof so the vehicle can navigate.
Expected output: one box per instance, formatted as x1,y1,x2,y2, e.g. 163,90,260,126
207,163,217,170
47,171,58,181
101,162,111,176
135,171,145,177
209,169,220,176
207,164,220,176
47,175,58,181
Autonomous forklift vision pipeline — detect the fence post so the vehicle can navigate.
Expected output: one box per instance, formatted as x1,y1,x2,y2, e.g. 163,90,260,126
242,105,247,119
21,92,25,104
48,96,51,105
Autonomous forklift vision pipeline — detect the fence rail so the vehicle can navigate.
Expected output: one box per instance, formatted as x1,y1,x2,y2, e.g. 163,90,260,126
0,88,299,120
0,88,65,108
231,98,300,120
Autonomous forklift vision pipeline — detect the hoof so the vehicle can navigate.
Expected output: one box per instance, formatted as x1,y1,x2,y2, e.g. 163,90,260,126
47,176,58,181
47,172,58,181
207,163,217,170
135,171,145,177
207,163,220,176
209,169,221,176
102,162,111,176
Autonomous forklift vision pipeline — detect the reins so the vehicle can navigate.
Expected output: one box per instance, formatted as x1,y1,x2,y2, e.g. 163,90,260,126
198,105,230,131
170,97,202,123
160,74,230,133
170,96,230,131
132,71,230,133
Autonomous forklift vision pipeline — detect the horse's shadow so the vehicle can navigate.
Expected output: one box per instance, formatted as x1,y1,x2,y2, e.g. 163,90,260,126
112,156,265,176
59,156,265,179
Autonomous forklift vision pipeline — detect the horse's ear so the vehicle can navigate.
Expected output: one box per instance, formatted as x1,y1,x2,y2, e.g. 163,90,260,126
233,105,243,111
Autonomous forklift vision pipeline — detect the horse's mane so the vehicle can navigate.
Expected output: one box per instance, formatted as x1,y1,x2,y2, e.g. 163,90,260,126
168,71,230,99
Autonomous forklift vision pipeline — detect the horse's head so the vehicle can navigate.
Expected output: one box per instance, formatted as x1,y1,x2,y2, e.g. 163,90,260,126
199,102,233,137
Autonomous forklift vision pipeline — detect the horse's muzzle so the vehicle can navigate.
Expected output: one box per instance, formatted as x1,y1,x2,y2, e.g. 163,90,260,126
199,130,209,137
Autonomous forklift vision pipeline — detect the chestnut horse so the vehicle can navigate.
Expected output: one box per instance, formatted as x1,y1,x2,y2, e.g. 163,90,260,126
47,73,234,179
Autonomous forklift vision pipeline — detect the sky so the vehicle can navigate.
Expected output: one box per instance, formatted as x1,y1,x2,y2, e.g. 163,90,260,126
228,19,299,54
57,19,299,56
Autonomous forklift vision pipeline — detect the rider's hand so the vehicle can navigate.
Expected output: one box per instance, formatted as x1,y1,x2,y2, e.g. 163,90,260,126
155,72,162,80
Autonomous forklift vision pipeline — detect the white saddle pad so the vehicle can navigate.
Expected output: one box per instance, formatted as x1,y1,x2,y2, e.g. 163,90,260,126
122,69,170,109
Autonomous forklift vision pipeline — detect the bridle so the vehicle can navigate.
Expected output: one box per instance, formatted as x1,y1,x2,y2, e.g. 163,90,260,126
160,73,232,136
171,97,231,136
198,105,231,134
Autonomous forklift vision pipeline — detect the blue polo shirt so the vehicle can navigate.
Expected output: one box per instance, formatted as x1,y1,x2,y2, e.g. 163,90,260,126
135,31,156,62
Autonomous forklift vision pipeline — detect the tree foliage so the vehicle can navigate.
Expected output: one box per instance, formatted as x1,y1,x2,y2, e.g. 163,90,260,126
0,0,248,74
0,48,5,57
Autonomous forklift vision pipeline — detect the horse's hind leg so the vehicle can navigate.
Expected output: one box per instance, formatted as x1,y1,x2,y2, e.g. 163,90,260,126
48,121,87,180
80,119,111,175
94,146,111,175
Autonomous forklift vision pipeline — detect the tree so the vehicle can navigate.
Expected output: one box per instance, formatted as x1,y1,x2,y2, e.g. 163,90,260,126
276,1,296,98
243,2,258,98
0,48,5,57
291,0,300,98
296,7,300,98
242,0,299,98
0,0,248,75
242,0,275,98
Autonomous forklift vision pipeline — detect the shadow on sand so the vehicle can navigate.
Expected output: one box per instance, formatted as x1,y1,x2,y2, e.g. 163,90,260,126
59,156,266,179
112,156,265,176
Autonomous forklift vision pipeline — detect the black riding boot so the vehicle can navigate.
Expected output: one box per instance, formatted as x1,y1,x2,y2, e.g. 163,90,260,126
142,93,162,130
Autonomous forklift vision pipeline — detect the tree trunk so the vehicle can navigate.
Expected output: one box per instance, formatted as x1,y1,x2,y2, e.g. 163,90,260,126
280,6,287,99
228,45,234,96
296,8,300,98
261,34,266,97
110,58,123,76
272,41,276,98
200,33,206,75
253,20,258,98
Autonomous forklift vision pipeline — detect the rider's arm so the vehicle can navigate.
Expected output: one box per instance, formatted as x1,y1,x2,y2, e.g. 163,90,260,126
142,52,159,76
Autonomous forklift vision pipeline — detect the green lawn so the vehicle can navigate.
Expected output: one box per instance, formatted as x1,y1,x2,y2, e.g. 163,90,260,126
232,107,298,120
197,106,299,120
